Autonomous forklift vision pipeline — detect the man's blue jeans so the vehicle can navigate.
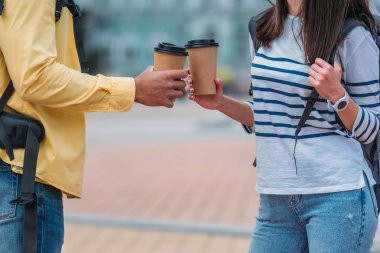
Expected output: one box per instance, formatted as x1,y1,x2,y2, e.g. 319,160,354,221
249,175,379,253
0,162,64,253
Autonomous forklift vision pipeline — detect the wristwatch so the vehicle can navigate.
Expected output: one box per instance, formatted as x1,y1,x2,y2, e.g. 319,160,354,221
328,90,350,112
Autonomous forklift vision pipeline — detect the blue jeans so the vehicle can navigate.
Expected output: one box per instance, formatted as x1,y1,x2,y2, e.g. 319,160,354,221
249,176,379,253
0,162,64,253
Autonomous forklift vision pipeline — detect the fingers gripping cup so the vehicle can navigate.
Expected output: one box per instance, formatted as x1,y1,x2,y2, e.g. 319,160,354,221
154,43,188,71
185,39,219,95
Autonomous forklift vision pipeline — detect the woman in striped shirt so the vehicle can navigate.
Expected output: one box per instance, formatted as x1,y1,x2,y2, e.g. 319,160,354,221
187,0,379,252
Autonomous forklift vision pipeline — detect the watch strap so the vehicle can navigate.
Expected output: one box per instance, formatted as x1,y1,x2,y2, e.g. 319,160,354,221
328,90,350,112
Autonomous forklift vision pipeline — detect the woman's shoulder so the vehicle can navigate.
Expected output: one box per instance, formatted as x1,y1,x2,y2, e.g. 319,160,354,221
338,25,379,81
339,25,379,64
341,25,377,51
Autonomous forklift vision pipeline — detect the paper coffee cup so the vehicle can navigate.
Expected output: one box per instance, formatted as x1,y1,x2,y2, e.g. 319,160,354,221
154,43,188,71
185,39,219,95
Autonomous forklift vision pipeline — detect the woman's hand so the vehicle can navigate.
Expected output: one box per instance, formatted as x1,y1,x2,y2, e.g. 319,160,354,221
308,58,345,104
186,77,254,126
185,78,224,110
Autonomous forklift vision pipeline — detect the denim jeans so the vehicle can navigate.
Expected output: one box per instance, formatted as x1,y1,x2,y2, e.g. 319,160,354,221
0,161,64,253
249,176,379,253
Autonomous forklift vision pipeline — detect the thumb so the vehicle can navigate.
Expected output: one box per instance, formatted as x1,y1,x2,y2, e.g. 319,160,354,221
215,78,223,88
215,78,223,94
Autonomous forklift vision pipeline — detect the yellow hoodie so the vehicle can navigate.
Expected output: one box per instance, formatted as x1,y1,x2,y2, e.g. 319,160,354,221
0,0,135,198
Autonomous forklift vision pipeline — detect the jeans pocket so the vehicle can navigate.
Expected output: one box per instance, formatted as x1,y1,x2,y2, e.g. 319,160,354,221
369,186,379,219
0,165,18,221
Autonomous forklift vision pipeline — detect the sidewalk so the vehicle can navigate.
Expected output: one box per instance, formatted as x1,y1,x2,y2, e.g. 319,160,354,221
62,101,380,252
64,101,257,226
63,224,251,253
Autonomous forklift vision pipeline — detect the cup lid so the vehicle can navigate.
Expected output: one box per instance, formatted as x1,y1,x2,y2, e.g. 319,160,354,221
185,39,219,48
154,42,188,56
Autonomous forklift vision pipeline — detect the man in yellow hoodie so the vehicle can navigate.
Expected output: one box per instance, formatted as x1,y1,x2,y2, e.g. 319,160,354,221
0,0,188,252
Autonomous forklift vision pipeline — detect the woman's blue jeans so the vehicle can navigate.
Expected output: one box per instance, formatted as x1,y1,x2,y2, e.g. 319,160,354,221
0,162,64,253
249,175,379,253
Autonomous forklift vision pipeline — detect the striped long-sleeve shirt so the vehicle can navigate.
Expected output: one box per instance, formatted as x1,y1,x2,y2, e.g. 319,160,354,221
248,15,380,194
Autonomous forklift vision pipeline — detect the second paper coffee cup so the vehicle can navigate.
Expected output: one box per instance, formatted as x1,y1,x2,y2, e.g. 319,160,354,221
154,43,188,71
185,39,219,95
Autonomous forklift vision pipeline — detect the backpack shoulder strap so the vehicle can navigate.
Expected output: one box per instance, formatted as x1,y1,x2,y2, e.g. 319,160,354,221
0,0,4,15
293,17,373,171
248,10,269,54
374,15,380,48
55,0,80,22
64,0,89,73
297,17,372,137
55,0,64,22
248,16,260,53
56,0,90,73
342,18,370,39
248,10,267,97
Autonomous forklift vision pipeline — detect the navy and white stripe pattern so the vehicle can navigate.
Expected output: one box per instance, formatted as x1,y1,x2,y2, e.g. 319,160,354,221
347,79,380,144
247,15,380,195
250,52,349,140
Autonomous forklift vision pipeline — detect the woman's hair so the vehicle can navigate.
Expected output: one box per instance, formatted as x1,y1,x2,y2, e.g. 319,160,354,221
256,0,376,65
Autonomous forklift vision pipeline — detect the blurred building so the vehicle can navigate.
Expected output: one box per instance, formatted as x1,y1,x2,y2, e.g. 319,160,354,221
373,0,380,13
77,0,380,93
77,0,270,93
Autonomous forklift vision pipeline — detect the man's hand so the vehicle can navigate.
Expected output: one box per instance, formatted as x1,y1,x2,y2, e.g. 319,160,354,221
134,66,188,108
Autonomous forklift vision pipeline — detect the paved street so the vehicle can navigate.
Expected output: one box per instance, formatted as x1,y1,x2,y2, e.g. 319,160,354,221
62,100,380,253
64,224,251,253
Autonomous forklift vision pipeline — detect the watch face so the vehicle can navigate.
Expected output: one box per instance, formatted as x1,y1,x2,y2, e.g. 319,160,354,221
337,101,347,110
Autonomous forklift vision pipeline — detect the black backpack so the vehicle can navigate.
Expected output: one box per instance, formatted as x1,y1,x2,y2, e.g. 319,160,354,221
0,1,88,253
247,12,380,209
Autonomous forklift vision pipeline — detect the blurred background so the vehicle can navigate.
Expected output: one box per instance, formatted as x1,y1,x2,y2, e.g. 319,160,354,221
62,1,380,253
77,0,273,94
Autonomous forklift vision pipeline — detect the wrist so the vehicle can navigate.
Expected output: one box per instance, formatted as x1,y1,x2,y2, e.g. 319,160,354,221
133,77,141,103
328,89,350,112
328,87,345,104
215,95,227,111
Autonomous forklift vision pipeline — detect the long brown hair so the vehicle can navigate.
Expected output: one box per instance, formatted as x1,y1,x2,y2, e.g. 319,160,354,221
256,0,376,65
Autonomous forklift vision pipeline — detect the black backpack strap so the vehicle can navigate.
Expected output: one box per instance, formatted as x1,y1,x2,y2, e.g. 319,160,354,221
0,82,41,253
19,129,40,253
295,44,336,138
248,16,261,55
9,127,41,253
0,0,89,73
295,17,370,133
248,13,265,97
296,18,369,135
375,15,380,43
248,16,258,97
293,18,372,172
56,0,89,73
342,18,370,37
335,17,372,130
293,51,337,172
0,82,15,160
0,81,15,112
0,2,64,253
0,0,4,15
55,0,64,22
65,0,89,73
244,12,267,136
295,90,320,138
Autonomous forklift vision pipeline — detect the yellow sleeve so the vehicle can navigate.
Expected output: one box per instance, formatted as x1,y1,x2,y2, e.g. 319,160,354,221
0,0,135,112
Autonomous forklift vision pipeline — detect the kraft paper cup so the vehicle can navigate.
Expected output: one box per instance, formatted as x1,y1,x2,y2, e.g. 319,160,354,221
154,43,188,71
185,39,219,95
